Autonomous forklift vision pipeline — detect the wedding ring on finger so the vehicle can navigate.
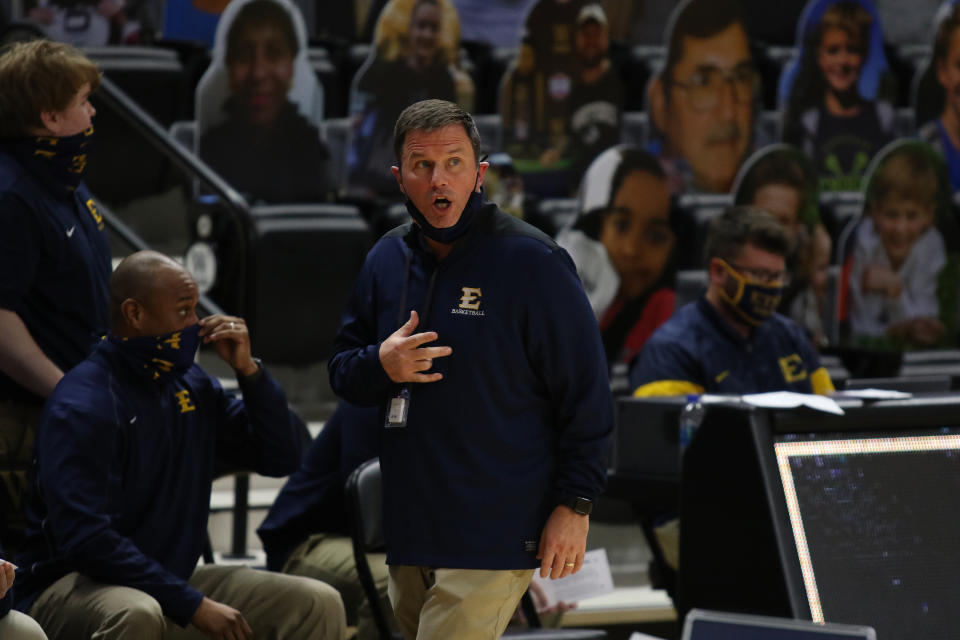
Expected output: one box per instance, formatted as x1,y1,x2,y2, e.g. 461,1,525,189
564,562,575,567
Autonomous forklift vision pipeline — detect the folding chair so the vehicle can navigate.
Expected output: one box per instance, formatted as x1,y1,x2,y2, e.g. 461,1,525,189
346,458,607,640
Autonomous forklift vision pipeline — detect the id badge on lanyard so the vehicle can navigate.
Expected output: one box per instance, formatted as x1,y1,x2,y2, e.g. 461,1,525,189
385,384,411,428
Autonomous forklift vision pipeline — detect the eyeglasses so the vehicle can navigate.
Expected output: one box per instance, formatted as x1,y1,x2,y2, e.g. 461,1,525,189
671,65,757,112
729,262,790,286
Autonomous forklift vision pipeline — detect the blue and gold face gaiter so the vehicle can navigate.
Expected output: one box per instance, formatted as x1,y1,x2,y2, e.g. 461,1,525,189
716,259,784,326
110,323,201,383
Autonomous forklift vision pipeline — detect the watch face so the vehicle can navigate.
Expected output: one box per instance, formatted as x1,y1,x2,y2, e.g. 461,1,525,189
569,497,593,515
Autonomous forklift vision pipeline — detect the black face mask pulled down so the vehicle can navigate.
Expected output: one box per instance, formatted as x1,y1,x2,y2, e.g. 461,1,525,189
404,189,485,245
9,126,94,194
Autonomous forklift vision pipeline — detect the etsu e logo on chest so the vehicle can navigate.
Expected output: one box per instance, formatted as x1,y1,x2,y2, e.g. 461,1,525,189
451,286,485,317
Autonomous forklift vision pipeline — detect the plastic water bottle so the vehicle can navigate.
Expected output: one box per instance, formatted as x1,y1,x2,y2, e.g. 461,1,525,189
678,394,704,461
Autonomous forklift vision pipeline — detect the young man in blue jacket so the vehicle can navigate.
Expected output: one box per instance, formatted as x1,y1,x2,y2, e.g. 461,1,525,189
0,40,112,551
14,251,345,640
630,206,834,397
328,99,613,639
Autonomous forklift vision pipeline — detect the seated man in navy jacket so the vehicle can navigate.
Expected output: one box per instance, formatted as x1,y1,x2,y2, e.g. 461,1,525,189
258,401,388,640
629,206,834,575
14,251,345,640
630,206,834,397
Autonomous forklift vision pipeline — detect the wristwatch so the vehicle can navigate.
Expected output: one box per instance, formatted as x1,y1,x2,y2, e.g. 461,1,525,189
561,496,593,516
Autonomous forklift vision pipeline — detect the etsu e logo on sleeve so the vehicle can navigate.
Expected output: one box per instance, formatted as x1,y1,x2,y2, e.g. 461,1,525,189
451,286,485,317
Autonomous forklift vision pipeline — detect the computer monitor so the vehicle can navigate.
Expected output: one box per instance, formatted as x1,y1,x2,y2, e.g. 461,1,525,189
679,396,960,640
683,609,876,640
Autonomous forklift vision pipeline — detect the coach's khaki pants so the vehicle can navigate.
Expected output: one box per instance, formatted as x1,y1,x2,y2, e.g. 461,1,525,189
29,565,345,640
388,566,533,640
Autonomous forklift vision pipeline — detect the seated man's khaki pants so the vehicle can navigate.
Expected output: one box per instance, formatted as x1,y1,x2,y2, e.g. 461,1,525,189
388,566,533,640
284,533,393,640
0,610,49,640
28,565,346,640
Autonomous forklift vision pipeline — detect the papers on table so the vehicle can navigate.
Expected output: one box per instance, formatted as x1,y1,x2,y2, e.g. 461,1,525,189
830,388,913,400
698,391,845,415
741,391,845,415
531,548,614,606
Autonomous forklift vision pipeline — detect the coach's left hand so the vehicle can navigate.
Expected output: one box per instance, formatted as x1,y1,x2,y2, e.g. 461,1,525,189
537,505,589,580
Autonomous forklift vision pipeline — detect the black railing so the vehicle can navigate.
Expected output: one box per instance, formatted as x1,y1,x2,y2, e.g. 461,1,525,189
95,74,252,315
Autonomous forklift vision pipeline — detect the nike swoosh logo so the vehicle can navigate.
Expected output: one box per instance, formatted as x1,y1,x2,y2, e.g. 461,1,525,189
66,226,76,237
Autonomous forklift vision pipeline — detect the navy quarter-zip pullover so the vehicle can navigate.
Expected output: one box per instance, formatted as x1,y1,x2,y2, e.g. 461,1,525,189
329,201,613,570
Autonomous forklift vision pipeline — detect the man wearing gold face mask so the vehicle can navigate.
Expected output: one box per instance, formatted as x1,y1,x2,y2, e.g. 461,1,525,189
630,206,834,397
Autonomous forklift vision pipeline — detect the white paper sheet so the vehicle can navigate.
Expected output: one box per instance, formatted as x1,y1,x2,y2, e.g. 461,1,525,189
830,388,913,400
531,548,615,606
740,391,845,415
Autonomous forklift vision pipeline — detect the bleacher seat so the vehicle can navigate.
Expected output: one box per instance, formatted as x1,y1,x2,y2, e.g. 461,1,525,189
86,79,181,205
474,113,502,154
244,203,373,365
319,117,353,197
345,43,373,115
886,42,933,107
308,46,345,119
757,110,782,144
678,194,731,265
621,111,649,147
461,41,510,115
752,44,794,110
83,45,188,127
678,193,731,226
674,270,708,311
527,197,579,237
169,120,196,152
822,264,841,344
893,106,916,137
819,190,863,245
618,44,664,112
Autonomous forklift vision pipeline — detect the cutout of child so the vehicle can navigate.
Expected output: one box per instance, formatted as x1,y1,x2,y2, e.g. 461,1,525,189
781,0,894,191
556,145,679,368
734,144,831,346
847,141,950,347
346,0,469,199
197,0,331,203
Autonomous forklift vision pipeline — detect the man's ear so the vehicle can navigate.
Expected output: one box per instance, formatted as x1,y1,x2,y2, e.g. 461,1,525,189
120,298,143,331
648,75,667,137
475,161,490,190
391,166,404,196
38,109,60,136
707,256,727,288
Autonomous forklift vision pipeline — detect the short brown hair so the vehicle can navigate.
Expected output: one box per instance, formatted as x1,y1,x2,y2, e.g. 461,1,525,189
393,99,482,165
0,40,101,139
817,2,872,57
705,205,791,263
868,144,940,208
